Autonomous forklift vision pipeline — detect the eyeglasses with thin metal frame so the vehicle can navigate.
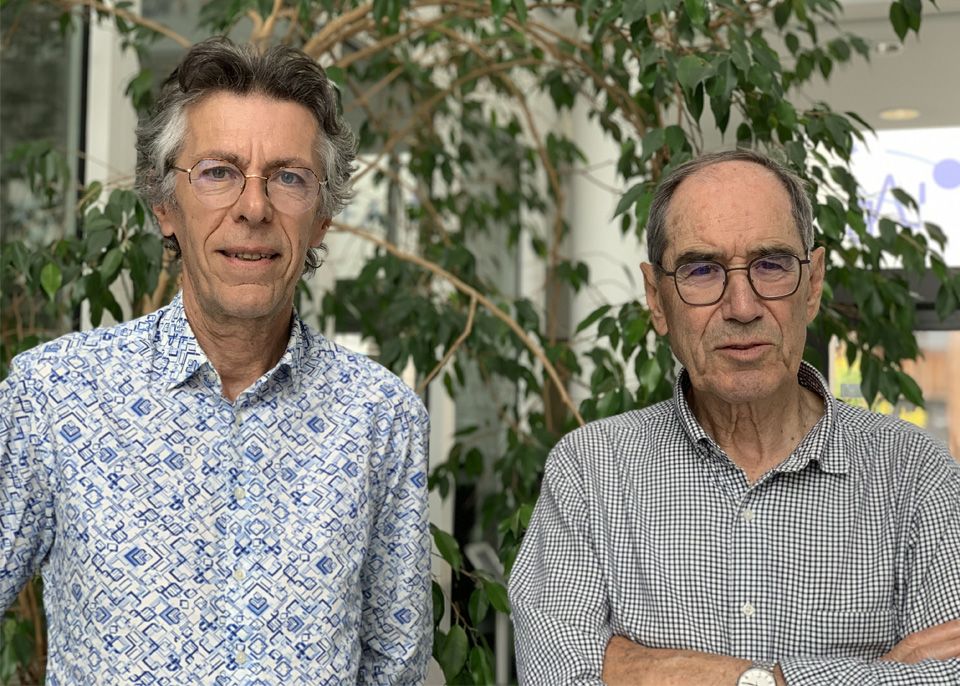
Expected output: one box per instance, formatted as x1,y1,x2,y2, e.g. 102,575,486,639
657,253,812,306
170,158,326,215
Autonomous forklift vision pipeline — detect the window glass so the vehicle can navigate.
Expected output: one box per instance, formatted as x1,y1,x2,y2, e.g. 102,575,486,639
0,3,79,242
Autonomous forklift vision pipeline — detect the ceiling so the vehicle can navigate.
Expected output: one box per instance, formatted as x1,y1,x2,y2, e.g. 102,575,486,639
799,0,960,130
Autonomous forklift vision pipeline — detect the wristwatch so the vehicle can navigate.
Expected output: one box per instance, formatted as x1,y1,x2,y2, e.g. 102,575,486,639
736,660,777,686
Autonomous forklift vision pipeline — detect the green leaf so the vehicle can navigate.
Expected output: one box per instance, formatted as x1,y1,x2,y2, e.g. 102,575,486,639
439,624,468,682
903,0,921,30
468,588,490,624
100,248,124,282
464,448,484,477
469,645,496,686
641,128,665,161
614,183,648,218
324,66,345,86
517,502,533,528
683,0,706,26
432,581,445,627
484,579,510,613
40,262,62,300
896,371,924,408
676,54,712,90
890,187,918,212
664,125,687,153
639,357,662,394
773,0,791,28
889,1,908,41
431,524,462,573
621,0,647,23
78,180,104,212
85,227,115,262
512,0,528,23
575,304,613,334
924,221,947,249
785,33,800,55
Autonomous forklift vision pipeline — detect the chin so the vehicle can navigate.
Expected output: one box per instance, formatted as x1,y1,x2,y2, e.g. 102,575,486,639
211,286,289,321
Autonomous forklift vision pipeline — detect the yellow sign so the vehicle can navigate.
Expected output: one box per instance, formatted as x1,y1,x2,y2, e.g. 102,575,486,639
830,346,927,427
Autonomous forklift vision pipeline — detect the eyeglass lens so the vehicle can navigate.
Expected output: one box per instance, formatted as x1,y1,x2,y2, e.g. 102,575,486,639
674,254,803,305
186,159,321,213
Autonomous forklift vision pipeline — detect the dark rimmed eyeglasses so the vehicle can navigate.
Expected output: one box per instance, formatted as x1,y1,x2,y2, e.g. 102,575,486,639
657,253,811,306
170,158,326,215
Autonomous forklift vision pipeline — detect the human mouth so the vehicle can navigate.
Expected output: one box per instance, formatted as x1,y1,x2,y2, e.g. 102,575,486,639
716,341,772,360
219,250,278,262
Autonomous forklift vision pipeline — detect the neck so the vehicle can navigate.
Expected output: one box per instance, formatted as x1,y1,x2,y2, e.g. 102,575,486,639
182,295,293,402
689,382,824,483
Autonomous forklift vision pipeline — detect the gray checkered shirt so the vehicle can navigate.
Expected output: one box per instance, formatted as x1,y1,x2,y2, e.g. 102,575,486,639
509,362,960,685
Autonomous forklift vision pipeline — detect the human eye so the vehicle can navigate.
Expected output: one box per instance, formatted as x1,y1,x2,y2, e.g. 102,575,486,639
274,168,309,188
195,160,240,183
752,254,795,274
678,261,721,281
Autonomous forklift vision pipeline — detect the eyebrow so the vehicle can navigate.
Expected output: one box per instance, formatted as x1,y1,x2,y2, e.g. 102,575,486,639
193,151,316,171
669,243,805,267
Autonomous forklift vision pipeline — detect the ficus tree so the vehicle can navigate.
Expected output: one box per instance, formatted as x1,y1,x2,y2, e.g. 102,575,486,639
2,0,958,683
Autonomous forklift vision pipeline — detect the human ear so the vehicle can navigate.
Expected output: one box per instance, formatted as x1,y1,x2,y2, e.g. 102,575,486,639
310,217,331,248
641,262,669,336
805,246,826,323
153,204,177,238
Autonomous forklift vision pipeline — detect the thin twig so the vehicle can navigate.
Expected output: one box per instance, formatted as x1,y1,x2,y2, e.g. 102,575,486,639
54,0,191,47
303,3,373,57
353,57,541,184
333,221,585,426
417,294,477,394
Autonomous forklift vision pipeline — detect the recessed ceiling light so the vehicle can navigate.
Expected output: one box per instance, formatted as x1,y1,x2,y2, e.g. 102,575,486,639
878,107,920,121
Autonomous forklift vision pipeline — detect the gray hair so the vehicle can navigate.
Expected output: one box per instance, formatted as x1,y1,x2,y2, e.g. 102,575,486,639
645,148,814,267
136,36,357,274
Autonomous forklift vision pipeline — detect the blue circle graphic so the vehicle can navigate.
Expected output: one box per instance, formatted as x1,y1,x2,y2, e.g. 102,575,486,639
933,159,960,189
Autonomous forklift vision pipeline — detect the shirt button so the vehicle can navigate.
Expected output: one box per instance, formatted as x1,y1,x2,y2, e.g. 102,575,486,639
741,602,756,618
234,568,246,581
236,650,247,665
234,486,246,501
741,508,755,523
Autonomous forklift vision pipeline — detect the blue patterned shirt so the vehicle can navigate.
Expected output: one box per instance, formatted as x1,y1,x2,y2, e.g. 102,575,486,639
1,293,432,685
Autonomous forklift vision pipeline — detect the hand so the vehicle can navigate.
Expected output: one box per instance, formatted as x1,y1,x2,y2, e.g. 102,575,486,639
881,620,960,663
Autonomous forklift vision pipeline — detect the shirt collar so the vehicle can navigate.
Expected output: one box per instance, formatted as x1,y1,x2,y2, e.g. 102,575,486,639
672,360,846,474
154,291,308,394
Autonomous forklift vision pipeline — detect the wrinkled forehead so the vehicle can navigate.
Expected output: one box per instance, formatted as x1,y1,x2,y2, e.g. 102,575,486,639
181,91,322,168
663,162,802,261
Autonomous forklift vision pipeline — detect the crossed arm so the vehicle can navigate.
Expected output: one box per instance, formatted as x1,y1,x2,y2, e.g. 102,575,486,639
508,434,960,686
601,621,960,686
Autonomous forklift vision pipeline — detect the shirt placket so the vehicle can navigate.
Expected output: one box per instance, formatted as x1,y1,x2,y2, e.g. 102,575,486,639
729,473,773,658
226,398,253,676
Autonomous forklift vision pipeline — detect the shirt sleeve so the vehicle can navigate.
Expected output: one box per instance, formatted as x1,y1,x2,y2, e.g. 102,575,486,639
356,390,432,685
781,446,960,685
1,362,56,612
508,437,611,686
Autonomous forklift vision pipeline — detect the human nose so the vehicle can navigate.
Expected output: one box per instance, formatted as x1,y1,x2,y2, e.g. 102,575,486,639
231,173,273,224
720,266,763,322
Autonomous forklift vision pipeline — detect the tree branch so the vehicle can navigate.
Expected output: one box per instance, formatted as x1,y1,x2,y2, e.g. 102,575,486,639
417,294,476,394
53,0,191,47
332,221,585,426
353,57,541,184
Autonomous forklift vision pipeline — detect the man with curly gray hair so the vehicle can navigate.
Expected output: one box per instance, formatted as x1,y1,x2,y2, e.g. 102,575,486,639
1,37,432,685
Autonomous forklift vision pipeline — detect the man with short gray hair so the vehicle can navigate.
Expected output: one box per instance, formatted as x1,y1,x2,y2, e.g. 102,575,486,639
509,149,960,685
1,37,431,684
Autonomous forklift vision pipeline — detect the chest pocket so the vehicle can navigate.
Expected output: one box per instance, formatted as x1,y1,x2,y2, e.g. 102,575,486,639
797,609,898,657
